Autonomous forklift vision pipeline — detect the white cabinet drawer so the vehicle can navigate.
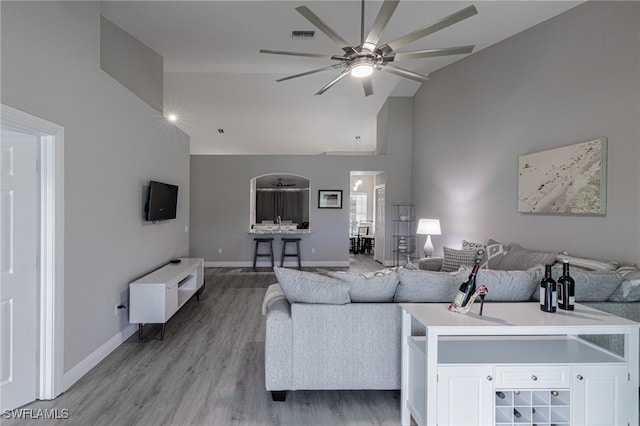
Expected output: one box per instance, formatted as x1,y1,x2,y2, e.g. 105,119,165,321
495,365,571,389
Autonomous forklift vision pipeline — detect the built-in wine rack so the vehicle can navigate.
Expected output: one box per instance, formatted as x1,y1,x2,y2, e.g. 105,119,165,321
495,389,570,425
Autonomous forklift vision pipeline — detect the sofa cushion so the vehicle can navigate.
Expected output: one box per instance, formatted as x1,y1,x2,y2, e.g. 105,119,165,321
274,267,350,304
453,267,541,302
327,270,399,302
441,247,477,272
496,244,558,271
531,266,623,302
486,239,510,269
556,252,619,271
394,269,457,302
461,240,488,269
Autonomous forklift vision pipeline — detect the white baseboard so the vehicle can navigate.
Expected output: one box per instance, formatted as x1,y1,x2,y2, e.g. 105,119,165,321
204,260,350,268
62,324,137,392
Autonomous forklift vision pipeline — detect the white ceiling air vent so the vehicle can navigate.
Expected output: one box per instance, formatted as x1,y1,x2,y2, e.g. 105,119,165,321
291,30,315,40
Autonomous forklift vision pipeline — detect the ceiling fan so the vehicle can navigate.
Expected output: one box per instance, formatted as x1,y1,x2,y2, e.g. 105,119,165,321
260,0,477,96
272,178,296,187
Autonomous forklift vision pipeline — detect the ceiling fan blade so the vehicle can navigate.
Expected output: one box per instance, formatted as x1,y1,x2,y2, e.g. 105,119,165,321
295,6,354,53
380,64,429,82
387,45,475,62
362,0,400,52
276,64,343,82
315,69,351,95
362,76,374,97
260,49,335,59
378,5,478,55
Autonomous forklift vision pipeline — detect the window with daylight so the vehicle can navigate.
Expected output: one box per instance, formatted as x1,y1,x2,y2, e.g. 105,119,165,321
350,194,368,225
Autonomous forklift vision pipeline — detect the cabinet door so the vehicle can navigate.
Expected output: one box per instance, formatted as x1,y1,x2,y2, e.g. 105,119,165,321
437,366,494,426
572,364,628,426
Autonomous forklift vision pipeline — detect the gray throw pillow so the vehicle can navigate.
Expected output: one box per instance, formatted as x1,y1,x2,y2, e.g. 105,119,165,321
486,239,510,269
327,270,399,302
608,278,640,302
452,267,541,302
274,266,350,304
441,246,477,272
556,252,619,271
496,244,558,271
531,267,623,302
394,269,457,302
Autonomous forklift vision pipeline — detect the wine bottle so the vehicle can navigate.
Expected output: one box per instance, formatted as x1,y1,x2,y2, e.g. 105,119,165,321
496,391,505,399
557,260,575,310
513,408,522,419
540,264,557,313
453,262,480,308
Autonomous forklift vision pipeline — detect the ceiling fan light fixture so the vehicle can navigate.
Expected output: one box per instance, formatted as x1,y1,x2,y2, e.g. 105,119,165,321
350,59,374,78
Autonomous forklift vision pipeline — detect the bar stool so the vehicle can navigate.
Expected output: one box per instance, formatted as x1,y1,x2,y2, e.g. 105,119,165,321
280,238,302,269
253,238,274,269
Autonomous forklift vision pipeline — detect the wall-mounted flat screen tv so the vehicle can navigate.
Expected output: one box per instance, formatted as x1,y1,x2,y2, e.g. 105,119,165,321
145,180,178,221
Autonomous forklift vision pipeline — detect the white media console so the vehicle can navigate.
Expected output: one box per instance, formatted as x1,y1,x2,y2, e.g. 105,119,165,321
129,258,204,340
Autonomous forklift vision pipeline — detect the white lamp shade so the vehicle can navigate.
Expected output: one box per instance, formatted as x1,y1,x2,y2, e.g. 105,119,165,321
416,219,441,235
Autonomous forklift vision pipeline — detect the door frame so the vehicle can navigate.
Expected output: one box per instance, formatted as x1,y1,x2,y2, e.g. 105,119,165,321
1,104,65,400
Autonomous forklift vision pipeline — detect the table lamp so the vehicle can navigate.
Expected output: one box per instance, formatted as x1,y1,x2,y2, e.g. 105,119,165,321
416,219,441,257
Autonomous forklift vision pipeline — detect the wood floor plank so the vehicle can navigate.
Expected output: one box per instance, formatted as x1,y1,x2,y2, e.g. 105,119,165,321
5,255,399,426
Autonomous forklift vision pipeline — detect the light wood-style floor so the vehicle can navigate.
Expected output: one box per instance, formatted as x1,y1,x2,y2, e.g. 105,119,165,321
8,255,400,426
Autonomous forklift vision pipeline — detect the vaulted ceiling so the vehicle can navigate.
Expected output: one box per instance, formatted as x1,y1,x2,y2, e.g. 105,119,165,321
100,1,583,155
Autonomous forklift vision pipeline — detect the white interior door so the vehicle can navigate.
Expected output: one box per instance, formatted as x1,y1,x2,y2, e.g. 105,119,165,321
1,130,38,410
374,184,385,264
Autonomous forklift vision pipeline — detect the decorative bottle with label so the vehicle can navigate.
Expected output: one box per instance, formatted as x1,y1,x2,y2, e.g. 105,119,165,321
557,259,575,310
453,262,479,308
540,264,557,313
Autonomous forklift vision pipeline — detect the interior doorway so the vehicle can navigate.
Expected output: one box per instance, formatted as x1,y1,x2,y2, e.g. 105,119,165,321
349,171,385,264
0,105,64,409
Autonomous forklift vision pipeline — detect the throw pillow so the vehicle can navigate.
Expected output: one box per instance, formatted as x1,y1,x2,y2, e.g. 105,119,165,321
441,247,477,272
615,264,640,281
531,267,623,302
394,269,458,302
274,266,350,304
556,252,619,271
462,240,489,269
608,278,640,302
496,244,558,271
262,283,287,315
327,270,399,302
486,239,510,269
451,268,541,302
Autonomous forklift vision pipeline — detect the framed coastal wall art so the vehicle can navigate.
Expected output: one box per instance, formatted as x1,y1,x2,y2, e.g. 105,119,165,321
517,138,607,215
318,190,342,209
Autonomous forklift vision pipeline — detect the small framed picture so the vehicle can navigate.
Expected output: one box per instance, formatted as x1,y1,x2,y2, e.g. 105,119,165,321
318,190,343,209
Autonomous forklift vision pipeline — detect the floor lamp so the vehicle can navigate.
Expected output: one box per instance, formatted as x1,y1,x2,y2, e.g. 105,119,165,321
416,219,441,257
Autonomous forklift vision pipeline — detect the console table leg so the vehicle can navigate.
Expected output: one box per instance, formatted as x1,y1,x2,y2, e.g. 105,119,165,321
138,324,143,341
160,323,165,340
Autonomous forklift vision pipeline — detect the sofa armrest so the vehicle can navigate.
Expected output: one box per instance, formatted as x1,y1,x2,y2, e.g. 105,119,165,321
265,291,293,391
418,257,443,271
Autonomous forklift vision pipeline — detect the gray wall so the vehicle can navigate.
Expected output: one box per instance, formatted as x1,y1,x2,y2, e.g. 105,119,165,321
2,2,190,373
100,16,164,114
190,97,413,266
411,1,640,264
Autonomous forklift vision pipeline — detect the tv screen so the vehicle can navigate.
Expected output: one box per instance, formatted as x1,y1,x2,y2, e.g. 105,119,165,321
145,180,178,222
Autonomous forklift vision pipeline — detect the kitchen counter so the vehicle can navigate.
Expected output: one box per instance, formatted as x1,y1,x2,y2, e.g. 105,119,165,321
248,229,311,235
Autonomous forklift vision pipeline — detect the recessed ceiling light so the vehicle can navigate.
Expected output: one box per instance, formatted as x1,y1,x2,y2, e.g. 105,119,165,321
167,114,177,122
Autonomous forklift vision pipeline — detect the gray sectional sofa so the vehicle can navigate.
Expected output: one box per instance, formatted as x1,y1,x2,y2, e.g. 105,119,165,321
263,240,640,401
